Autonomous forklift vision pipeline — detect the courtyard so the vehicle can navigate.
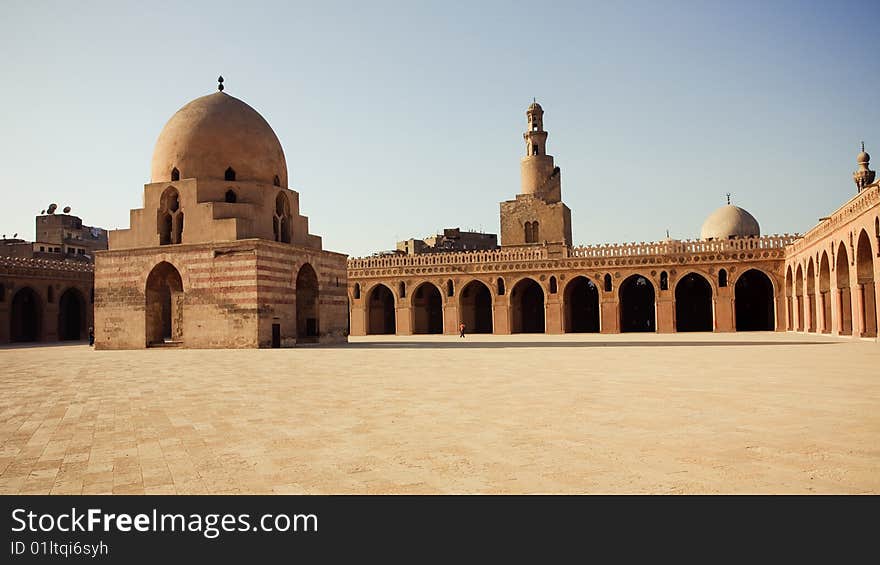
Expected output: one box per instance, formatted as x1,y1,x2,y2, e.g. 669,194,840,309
0,332,877,495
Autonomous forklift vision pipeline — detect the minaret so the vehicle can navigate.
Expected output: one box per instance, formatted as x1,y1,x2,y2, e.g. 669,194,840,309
521,100,561,203
853,142,875,192
500,101,571,248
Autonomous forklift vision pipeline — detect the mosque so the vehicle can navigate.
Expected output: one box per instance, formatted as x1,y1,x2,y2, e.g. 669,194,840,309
347,102,880,340
1,82,878,346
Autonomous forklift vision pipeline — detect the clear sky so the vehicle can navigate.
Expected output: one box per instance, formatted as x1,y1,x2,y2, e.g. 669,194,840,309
1,0,877,257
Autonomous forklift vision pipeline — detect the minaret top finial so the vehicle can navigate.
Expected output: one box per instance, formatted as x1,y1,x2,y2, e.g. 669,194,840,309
861,140,865,152
726,192,731,205
218,75,224,92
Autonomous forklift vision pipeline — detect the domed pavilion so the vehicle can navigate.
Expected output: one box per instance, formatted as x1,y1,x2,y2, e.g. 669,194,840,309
94,79,348,349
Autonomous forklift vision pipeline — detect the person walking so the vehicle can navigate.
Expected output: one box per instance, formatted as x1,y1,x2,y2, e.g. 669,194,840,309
88,327,95,346
459,322,466,338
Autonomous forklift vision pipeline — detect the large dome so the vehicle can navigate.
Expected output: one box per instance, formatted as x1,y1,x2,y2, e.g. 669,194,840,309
700,205,760,240
150,91,288,187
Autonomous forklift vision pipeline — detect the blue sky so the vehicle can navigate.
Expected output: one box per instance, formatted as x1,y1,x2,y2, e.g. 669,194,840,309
1,0,877,257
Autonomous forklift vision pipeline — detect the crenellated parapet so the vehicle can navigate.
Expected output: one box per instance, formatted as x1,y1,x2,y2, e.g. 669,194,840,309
347,235,797,280
0,256,95,278
570,235,797,259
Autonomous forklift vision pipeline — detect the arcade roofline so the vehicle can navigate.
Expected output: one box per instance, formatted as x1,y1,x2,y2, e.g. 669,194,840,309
0,256,95,273
347,234,799,269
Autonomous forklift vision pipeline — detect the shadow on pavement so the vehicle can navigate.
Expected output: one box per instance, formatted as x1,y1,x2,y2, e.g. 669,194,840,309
317,339,836,350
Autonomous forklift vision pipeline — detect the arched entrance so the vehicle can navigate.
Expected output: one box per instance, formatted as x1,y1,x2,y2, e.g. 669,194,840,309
367,284,396,335
511,278,545,333
412,283,443,334
619,275,655,332
10,287,41,342
735,269,774,331
296,263,319,342
795,264,805,331
459,280,493,333
58,288,86,340
563,276,599,333
785,266,794,330
675,273,713,332
806,260,817,332
819,253,831,333
836,242,852,335
856,230,877,337
145,262,184,346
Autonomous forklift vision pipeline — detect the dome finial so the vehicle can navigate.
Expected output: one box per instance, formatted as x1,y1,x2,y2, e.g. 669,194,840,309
217,75,224,92
726,192,731,205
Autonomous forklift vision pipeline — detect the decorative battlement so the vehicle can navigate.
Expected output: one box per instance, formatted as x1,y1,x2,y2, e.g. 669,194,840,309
347,234,799,277
787,184,879,254
348,247,549,269
0,255,95,273
568,234,798,259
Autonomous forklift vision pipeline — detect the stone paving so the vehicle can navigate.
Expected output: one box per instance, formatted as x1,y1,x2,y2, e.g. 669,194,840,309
0,332,878,494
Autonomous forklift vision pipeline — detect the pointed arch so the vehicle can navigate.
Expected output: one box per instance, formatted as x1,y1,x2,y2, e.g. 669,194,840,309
785,265,794,331
795,264,805,331
412,282,443,334
145,261,184,346
619,274,655,332
563,276,599,333
819,252,831,333
224,167,236,181
806,259,817,332
836,241,852,335
511,277,545,333
274,192,291,243
158,186,182,245
734,269,775,331
459,280,493,334
296,263,319,341
367,284,396,335
10,287,42,342
856,229,877,337
171,167,180,181
675,272,713,332
58,287,86,340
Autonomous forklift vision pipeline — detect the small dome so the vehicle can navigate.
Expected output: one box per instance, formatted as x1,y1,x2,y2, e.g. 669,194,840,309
857,151,870,164
151,91,288,186
700,205,760,240
528,100,543,112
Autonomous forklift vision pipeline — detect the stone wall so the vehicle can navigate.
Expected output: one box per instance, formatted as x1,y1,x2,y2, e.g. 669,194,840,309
95,239,347,349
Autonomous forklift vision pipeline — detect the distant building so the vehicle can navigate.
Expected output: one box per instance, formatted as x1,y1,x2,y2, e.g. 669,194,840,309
397,228,498,255
33,211,108,260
